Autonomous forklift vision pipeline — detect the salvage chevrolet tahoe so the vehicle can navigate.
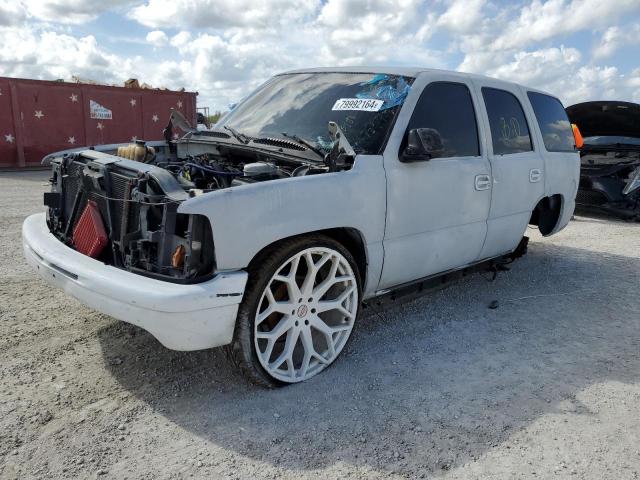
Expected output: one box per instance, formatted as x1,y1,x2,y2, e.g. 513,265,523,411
22,68,580,386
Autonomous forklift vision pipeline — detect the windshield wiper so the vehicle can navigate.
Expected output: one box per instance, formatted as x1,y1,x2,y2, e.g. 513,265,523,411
223,125,251,144
280,132,327,161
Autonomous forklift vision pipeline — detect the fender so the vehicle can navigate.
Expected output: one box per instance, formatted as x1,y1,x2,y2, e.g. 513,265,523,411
177,155,387,285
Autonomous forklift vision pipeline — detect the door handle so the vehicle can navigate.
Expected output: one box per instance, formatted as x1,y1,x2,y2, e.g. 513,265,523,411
529,168,542,183
475,174,491,191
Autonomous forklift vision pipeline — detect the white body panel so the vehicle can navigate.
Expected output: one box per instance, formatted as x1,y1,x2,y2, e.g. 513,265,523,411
22,213,247,350
379,71,492,289
527,86,580,234
471,78,546,259
178,155,387,298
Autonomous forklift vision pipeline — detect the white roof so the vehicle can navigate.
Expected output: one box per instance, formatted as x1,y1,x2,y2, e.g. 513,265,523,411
279,66,553,98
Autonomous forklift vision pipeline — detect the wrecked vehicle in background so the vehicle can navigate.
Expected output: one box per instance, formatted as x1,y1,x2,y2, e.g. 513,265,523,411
23,68,579,387
566,101,640,220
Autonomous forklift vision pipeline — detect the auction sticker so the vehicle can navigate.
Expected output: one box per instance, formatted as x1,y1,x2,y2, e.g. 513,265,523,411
332,98,384,112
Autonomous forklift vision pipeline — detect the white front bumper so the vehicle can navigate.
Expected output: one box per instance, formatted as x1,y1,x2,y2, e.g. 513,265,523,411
22,213,248,351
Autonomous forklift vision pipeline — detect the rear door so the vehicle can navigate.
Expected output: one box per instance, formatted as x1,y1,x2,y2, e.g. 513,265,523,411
527,91,580,231
472,82,544,259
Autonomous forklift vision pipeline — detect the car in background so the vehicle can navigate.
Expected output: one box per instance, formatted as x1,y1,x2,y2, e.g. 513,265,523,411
566,101,640,220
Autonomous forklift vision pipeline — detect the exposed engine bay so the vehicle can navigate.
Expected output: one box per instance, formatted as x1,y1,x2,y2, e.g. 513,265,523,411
577,149,640,219
164,137,330,193
566,101,640,220
43,123,354,282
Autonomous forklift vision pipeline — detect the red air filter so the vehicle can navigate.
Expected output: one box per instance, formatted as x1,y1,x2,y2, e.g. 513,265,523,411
73,200,108,258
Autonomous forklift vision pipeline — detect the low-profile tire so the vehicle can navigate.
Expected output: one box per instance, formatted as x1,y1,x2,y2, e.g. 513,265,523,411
225,234,362,387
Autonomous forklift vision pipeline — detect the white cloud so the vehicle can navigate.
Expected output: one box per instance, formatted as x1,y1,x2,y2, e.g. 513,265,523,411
0,24,148,89
471,45,633,107
316,0,442,67
592,24,640,59
128,0,320,29
452,0,640,106
23,0,137,24
437,0,486,33
170,31,191,48
593,27,623,59
489,46,581,86
1,0,639,111
0,0,27,26
492,0,640,51
146,30,168,47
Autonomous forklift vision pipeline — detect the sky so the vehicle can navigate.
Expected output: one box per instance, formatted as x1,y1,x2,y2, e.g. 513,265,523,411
0,0,639,111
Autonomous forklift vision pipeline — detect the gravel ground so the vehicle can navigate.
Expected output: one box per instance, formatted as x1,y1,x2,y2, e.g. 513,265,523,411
1,170,639,480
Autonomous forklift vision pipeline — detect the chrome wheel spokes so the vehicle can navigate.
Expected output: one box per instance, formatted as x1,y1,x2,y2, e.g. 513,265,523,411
254,247,358,382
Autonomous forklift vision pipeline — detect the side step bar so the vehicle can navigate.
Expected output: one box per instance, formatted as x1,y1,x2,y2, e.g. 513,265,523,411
365,236,529,310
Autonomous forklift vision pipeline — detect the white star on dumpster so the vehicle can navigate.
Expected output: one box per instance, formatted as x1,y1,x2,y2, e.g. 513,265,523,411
4,134,14,143
34,110,44,119
70,94,78,103
97,122,104,130
130,99,136,107
177,100,183,108
152,114,159,122
131,136,138,142
68,136,76,144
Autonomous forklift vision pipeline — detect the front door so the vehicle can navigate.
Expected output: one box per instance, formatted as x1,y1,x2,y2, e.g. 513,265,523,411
379,74,492,291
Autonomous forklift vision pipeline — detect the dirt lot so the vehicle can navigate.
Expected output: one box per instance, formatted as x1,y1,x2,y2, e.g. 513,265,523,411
1,170,639,480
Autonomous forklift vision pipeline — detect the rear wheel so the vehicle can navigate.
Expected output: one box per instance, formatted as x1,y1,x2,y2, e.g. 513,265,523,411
226,235,361,387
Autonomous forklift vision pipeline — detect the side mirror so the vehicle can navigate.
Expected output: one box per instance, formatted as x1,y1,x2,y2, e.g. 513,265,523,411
401,128,444,162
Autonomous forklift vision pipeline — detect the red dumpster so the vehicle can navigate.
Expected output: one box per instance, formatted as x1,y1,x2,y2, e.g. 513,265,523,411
0,77,197,169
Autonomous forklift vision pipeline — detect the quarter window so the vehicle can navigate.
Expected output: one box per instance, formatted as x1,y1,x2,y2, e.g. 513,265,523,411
527,92,575,152
405,82,480,158
482,87,533,155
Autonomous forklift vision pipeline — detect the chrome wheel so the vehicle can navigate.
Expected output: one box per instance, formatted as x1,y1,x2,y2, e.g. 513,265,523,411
253,247,359,383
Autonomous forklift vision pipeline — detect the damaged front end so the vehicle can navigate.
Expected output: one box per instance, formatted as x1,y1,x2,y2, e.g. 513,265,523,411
577,153,640,219
567,101,640,220
42,71,413,281
45,150,214,283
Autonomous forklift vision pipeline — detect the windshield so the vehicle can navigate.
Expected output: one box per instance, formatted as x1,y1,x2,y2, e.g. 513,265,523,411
584,136,640,146
218,72,414,155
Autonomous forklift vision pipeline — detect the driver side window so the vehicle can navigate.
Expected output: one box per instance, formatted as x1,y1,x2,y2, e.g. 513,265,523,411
405,82,480,158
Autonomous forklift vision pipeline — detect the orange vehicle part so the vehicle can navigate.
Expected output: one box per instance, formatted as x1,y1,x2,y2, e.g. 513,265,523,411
571,123,584,149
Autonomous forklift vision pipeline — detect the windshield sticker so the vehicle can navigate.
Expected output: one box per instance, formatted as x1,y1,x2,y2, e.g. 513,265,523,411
332,98,384,112
355,75,411,111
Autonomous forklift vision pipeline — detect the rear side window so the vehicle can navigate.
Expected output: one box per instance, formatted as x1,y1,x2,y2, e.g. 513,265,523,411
406,82,479,158
482,87,533,155
527,92,575,152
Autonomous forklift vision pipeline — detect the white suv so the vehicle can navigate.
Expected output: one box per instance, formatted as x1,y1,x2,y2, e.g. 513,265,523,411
23,67,580,386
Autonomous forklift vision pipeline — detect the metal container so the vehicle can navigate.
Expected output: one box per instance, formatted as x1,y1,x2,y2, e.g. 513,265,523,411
0,77,197,168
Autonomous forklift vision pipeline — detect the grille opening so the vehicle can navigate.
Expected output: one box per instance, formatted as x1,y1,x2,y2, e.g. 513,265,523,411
576,189,608,206
48,155,215,283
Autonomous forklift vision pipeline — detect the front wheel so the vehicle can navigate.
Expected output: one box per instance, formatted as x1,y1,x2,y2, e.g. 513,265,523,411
226,235,361,387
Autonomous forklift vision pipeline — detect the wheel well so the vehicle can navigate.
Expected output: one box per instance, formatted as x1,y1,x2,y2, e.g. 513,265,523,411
247,228,368,286
530,194,563,236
